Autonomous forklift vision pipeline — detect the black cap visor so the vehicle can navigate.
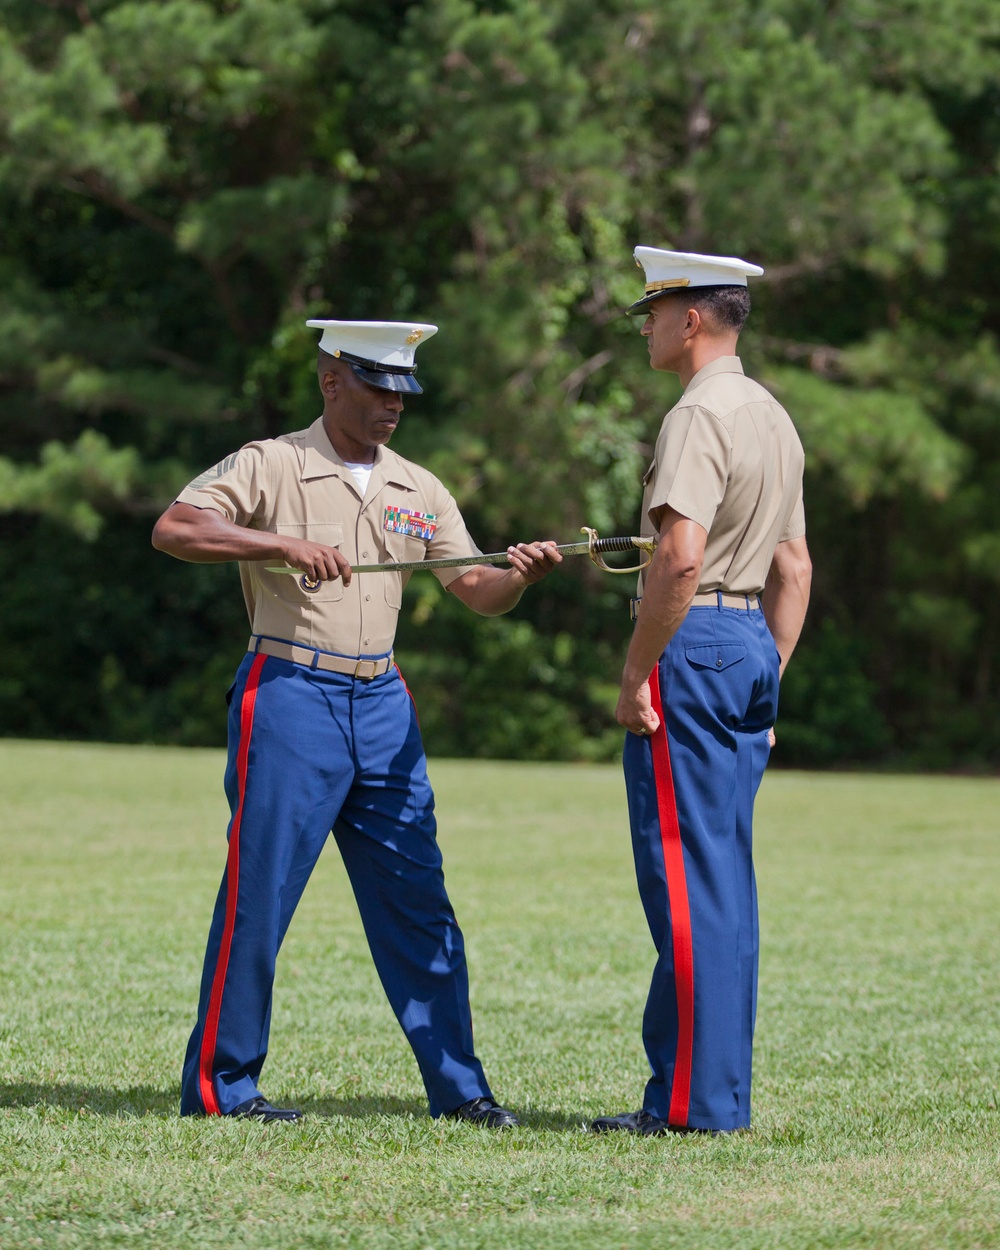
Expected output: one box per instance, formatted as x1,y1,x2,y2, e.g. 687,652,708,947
338,351,423,394
348,362,423,393
625,289,678,316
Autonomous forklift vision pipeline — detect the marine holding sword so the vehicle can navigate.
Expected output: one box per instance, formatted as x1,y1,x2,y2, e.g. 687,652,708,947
152,318,561,1126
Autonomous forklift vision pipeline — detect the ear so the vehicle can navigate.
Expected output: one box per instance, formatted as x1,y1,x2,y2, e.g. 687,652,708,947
682,306,702,340
319,368,339,400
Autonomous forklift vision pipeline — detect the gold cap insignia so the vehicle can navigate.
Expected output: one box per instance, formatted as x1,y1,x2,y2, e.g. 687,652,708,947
405,329,425,345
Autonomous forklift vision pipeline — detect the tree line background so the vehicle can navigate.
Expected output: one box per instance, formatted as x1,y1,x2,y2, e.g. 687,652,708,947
1,0,999,770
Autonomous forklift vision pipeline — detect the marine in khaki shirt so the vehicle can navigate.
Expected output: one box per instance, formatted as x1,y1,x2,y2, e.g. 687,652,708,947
175,418,486,658
152,319,560,1129
591,250,812,1140
637,355,806,598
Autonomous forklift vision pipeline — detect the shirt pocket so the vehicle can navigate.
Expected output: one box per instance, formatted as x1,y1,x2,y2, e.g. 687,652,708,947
381,529,430,609
271,522,345,602
685,643,746,673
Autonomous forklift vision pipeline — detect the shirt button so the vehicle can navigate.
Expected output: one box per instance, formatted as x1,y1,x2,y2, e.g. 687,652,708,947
363,638,370,646
362,551,369,558
716,657,723,667
365,594,371,602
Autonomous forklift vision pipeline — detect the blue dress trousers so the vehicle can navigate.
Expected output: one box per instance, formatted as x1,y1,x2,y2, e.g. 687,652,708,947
180,649,492,1118
622,599,779,1132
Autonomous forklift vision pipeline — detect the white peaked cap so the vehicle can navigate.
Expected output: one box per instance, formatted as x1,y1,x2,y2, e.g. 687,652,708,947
306,319,438,367
306,319,439,393
627,247,764,314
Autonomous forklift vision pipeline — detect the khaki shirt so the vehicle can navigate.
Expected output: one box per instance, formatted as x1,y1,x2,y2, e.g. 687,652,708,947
639,356,805,596
176,418,481,657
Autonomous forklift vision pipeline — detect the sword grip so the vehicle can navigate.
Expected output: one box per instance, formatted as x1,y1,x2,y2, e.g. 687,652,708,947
592,535,640,553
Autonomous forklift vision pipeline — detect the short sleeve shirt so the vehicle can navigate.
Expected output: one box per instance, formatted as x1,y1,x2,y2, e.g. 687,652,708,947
175,418,481,657
638,357,806,596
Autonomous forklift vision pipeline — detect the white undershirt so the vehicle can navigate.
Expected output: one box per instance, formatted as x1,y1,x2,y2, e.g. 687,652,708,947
343,460,373,497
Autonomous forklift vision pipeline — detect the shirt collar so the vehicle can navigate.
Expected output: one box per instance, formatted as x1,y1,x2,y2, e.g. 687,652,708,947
300,418,415,493
683,355,744,395
300,417,385,480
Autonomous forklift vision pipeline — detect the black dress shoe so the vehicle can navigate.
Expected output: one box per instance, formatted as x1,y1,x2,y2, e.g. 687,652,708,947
448,1096,519,1128
591,1108,671,1136
229,1095,302,1123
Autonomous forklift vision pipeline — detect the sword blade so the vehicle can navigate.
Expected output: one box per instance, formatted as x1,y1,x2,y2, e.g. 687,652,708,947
265,538,611,577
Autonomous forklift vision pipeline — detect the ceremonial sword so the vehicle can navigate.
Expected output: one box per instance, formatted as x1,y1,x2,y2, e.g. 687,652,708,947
265,527,656,587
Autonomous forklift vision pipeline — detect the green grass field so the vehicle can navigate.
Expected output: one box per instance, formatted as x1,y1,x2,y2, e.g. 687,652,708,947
0,741,997,1249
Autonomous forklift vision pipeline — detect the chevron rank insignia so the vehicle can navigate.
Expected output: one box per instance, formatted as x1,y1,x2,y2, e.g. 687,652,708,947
384,505,437,541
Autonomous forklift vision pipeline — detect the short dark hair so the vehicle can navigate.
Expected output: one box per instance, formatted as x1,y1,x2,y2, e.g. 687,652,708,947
317,347,341,373
685,285,751,334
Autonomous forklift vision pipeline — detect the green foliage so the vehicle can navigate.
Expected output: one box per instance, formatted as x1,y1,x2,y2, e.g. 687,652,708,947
1,0,1000,767
0,430,140,538
775,619,893,766
763,364,966,506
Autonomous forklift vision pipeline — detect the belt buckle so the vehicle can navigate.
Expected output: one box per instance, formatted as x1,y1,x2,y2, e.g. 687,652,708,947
353,658,378,681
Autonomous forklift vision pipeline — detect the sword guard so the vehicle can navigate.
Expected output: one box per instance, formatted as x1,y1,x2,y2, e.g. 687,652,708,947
581,527,655,574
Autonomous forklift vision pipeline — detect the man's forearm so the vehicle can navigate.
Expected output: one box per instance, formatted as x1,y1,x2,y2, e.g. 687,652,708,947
151,503,284,564
763,587,809,677
622,513,706,685
615,512,706,735
762,537,812,676
449,565,528,616
449,542,561,614
623,573,698,685
153,503,355,584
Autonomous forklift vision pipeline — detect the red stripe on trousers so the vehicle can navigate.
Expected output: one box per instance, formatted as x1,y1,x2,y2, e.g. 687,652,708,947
648,664,695,1126
197,653,267,1115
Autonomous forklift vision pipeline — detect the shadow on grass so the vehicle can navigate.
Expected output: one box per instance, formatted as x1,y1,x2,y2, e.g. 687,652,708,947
0,1082,179,1115
301,1093,433,1120
303,1097,587,1132
0,1083,588,1130
505,1108,592,1133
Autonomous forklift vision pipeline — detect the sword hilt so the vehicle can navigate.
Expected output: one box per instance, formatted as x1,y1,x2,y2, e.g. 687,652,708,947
582,527,656,574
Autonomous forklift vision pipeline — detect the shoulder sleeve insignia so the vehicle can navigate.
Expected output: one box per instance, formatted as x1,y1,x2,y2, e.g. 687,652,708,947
186,452,241,491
